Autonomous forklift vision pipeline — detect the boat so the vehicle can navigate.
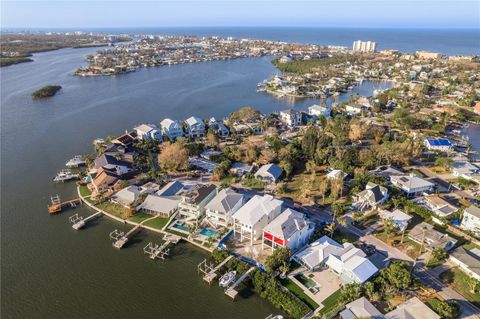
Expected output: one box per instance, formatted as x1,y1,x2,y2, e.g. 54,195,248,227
53,169,79,183
219,270,236,288
92,138,105,145
66,155,86,168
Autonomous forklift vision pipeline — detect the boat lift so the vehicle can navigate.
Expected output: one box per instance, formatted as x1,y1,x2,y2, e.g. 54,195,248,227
143,242,170,260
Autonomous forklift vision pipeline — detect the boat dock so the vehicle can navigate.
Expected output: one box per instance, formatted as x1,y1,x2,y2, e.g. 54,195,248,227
71,211,102,230
143,234,181,260
110,216,158,249
225,266,255,300
48,195,82,214
199,255,234,284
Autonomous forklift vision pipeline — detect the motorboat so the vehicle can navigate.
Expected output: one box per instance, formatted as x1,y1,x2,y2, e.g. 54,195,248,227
219,270,236,288
66,155,86,168
53,169,79,182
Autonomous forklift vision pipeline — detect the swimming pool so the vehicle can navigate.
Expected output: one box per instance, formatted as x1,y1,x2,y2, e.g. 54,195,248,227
199,228,218,238
294,273,319,294
172,223,190,232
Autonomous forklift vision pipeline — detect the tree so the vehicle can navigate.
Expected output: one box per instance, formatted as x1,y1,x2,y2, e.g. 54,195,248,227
158,142,188,173
330,176,344,199
264,247,292,274
364,282,380,302
428,299,459,319
466,276,480,294
206,130,219,148
383,217,397,239
435,157,454,170
340,283,362,303
243,141,258,163
380,261,411,290
318,178,328,205
279,160,293,178
325,222,336,237
259,148,277,164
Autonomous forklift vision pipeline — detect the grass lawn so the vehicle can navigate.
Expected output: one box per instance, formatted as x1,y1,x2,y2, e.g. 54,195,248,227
166,229,189,238
144,216,170,230
334,231,360,244
96,201,129,219
128,213,154,223
281,171,332,205
79,184,92,197
440,268,480,307
242,177,266,190
280,278,319,310
375,228,423,259
317,289,344,316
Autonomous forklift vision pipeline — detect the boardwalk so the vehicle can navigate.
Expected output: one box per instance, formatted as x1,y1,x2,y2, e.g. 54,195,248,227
225,266,256,300
112,215,158,249
203,255,234,284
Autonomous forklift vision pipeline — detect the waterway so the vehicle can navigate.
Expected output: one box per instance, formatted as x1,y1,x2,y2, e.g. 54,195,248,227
0,42,468,319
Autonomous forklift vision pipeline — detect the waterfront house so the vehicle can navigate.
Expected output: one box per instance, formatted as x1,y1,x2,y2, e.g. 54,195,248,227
232,194,283,245
280,109,303,127
345,104,363,116
111,185,152,207
452,160,480,181
408,222,457,251
308,104,331,118
88,167,120,195
449,246,480,281
93,154,132,171
229,162,253,176
112,130,137,147
185,116,205,139
340,297,383,319
209,117,230,137
204,188,245,228
177,184,217,224
160,118,184,141
262,208,315,251
134,123,162,141
352,182,389,211
424,138,453,152
156,181,184,196
136,194,180,217
460,205,480,236
378,209,412,231
293,235,378,284
390,174,434,197
422,195,459,218
254,163,283,183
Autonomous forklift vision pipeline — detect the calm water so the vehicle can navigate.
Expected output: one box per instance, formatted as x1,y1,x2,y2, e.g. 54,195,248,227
6,27,480,55
1,30,478,318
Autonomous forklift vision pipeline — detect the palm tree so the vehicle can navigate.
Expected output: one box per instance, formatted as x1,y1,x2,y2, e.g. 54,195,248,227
325,222,336,237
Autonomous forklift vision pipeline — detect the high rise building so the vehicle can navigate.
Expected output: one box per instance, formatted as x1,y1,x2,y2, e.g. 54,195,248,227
352,40,377,53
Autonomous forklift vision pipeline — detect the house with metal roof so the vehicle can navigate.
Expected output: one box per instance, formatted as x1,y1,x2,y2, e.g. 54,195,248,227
424,138,453,152
421,195,459,218
460,205,480,235
254,163,283,183
177,184,217,224
232,194,284,245
390,174,434,197
340,297,383,319
209,117,230,137
379,209,412,231
205,188,244,228
134,123,162,141
136,194,181,218
185,116,205,139
280,109,303,127
262,208,314,251
385,297,440,319
408,222,457,251
449,246,480,281
352,182,389,211
293,235,378,284
160,118,184,141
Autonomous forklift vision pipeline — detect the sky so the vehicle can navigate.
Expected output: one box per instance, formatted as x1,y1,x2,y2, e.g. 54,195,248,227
1,0,479,29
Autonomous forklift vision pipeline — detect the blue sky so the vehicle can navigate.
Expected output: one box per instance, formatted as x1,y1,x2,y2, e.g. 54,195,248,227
1,1,479,29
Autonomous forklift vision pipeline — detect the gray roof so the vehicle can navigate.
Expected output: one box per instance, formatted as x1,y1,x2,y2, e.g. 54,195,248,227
465,205,480,218
137,194,180,214
157,181,184,196
205,188,244,214
385,297,440,319
341,297,383,319
255,163,283,182
408,222,457,250
263,208,312,241
450,246,480,277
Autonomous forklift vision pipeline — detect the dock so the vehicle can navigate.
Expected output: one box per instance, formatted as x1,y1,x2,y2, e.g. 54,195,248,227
110,216,158,249
143,235,181,260
71,211,102,230
225,266,256,300
48,195,82,214
199,255,234,284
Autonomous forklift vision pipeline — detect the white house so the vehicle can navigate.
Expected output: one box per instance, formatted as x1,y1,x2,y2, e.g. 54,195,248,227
408,222,457,251
230,162,253,176
345,104,363,116
452,161,480,181
460,205,480,236
204,188,244,228
280,109,303,127
379,209,412,231
422,195,458,218
232,195,283,245
293,235,378,284
136,194,181,217
308,104,331,118
340,297,383,319
111,184,158,207
390,174,434,197
262,208,315,251
385,297,440,319
134,123,162,141
209,117,230,137
177,184,217,224
449,246,480,281
352,182,389,211
424,139,453,152
326,169,347,181
160,118,184,141
185,116,205,138
255,163,283,183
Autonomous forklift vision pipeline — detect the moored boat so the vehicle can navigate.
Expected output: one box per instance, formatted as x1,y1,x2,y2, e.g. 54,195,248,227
219,270,236,288
66,155,86,168
53,169,79,182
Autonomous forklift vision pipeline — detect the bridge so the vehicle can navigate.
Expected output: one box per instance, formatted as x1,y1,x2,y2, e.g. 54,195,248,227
110,215,158,249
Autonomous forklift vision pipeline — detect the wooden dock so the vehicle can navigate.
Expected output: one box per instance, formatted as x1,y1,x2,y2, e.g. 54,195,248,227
143,235,180,261
201,255,234,284
225,266,255,300
111,216,158,249
48,195,82,214
71,211,102,230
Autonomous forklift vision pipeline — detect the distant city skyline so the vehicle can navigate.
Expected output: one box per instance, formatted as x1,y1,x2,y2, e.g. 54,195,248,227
1,0,479,29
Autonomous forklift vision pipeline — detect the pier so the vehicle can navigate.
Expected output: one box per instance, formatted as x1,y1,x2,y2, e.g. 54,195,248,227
199,255,234,284
225,266,256,300
143,234,181,260
70,211,102,230
47,195,82,214
110,216,158,249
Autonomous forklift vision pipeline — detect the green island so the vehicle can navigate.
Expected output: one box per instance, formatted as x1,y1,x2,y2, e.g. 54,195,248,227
0,56,34,67
31,85,62,99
